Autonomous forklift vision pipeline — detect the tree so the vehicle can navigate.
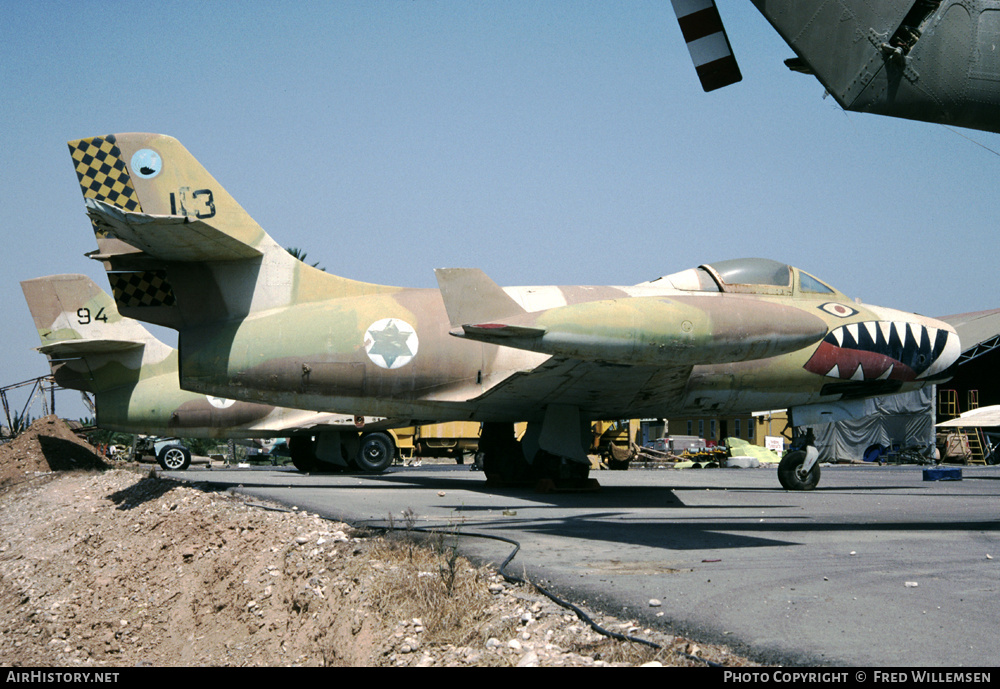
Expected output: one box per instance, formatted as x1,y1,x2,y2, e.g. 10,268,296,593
285,247,325,272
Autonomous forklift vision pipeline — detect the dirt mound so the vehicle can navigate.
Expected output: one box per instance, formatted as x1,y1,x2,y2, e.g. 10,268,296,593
0,415,107,488
0,469,756,667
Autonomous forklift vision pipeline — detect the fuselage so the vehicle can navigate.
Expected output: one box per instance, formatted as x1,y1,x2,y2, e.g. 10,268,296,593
176,259,960,423
62,134,960,427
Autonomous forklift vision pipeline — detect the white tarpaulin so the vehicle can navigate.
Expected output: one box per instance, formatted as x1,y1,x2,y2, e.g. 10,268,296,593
801,388,935,462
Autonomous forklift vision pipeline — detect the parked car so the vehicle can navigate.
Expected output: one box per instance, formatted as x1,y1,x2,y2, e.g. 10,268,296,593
132,436,191,471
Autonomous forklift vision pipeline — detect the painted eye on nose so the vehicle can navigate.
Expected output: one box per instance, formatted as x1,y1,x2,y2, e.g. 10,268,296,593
819,302,858,318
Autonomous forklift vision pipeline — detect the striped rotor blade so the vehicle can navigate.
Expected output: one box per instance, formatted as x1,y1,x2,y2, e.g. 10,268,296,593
671,0,742,92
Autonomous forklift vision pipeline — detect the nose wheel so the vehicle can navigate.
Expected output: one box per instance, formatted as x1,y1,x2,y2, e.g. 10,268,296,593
355,432,394,473
777,449,821,490
778,429,820,490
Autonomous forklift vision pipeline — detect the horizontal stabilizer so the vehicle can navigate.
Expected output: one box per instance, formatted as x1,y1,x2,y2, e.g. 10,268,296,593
434,268,527,329
85,197,263,262
38,339,144,357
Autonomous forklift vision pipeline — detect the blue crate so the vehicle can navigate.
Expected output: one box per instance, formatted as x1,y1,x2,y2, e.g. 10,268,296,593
923,467,962,481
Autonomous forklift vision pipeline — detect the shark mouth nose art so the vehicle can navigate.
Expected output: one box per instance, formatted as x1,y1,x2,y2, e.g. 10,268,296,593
804,321,959,382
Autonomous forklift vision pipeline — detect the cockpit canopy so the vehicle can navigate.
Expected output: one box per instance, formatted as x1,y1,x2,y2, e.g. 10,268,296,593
642,258,838,297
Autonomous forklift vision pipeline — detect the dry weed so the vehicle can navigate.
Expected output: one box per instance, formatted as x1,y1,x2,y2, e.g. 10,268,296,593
346,532,500,648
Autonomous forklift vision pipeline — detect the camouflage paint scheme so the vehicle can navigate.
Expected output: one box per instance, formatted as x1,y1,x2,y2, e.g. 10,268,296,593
65,133,961,480
21,274,401,461
676,1,1000,134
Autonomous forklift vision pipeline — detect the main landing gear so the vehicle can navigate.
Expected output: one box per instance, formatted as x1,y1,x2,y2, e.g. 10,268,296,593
476,413,599,491
290,430,396,474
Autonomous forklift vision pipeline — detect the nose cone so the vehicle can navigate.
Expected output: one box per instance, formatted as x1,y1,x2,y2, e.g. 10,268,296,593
804,310,961,382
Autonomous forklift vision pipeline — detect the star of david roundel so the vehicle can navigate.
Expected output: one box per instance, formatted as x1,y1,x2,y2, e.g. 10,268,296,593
364,318,418,369
206,396,236,409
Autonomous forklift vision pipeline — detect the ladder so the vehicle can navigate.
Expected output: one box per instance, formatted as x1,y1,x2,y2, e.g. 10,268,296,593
962,428,987,464
938,389,985,464
938,389,959,418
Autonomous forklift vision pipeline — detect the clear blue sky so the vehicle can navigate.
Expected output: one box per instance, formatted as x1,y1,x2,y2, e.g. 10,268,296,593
2,1,997,420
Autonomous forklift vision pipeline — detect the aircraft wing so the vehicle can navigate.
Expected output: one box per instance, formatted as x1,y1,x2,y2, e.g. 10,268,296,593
937,405,1000,428
746,1,1000,134
457,356,693,421
749,0,915,113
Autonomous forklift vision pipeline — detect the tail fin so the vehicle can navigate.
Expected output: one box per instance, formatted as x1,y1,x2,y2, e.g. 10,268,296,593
67,133,393,330
68,134,270,252
20,274,171,393
434,268,528,328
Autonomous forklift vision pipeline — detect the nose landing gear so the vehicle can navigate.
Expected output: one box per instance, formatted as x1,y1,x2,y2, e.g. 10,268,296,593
778,429,821,490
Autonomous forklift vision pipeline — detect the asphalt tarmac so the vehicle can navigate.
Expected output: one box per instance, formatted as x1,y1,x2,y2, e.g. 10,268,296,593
166,462,999,667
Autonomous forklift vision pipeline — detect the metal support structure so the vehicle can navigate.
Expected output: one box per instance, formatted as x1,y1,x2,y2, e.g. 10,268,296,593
957,334,1000,365
0,375,59,440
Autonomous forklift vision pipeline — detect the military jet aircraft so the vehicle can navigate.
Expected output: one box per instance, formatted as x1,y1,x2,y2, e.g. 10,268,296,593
66,133,961,489
21,273,404,472
674,0,1000,134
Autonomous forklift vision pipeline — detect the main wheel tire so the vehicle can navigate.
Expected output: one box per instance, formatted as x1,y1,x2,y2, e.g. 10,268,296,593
355,432,394,473
289,436,318,473
157,445,191,471
778,450,820,491
478,422,531,483
533,450,591,482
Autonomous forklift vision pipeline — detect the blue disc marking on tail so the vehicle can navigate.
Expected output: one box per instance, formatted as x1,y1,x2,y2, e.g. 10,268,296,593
131,149,162,179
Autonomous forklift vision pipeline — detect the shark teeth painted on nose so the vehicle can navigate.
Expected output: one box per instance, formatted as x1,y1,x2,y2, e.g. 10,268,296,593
804,321,954,382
